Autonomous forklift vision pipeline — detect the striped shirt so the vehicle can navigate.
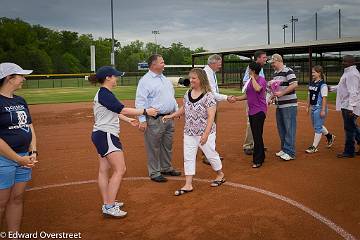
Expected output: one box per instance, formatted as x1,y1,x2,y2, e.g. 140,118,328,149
272,65,298,108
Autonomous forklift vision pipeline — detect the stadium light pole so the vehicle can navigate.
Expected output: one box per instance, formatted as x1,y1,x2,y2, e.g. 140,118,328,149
267,0,270,45
290,16,298,43
110,0,115,66
338,9,341,38
282,24,288,44
315,12,318,40
152,30,160,54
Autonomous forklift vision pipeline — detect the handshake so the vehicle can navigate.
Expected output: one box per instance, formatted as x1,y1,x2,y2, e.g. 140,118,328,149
227,95,237,103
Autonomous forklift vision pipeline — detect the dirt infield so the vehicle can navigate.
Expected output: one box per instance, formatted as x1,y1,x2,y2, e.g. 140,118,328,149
9,100,360,239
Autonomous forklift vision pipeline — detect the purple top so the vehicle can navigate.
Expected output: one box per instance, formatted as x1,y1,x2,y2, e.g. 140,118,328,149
246,76,267,116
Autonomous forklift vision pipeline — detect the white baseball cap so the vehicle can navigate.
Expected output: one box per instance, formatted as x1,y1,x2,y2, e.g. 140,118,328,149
0,63,33,79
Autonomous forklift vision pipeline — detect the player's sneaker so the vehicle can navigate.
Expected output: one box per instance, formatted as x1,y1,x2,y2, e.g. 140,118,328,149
280,153,294,161
326,134,336,148
101,201,124,212
275,150,285,157
102,205,127,218
115,200,124,208
305,146,318,154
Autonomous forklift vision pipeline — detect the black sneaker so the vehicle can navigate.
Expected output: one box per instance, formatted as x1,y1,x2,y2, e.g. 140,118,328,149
305,146,318,154
326,134,336,148
161,170,181,176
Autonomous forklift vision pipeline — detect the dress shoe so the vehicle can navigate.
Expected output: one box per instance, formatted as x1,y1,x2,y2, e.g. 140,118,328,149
151,175,168,182
161,169,181,176
336,153,354,158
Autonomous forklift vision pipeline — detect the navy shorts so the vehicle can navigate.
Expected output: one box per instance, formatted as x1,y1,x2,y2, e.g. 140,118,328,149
91,131,123,157
0,152,32,190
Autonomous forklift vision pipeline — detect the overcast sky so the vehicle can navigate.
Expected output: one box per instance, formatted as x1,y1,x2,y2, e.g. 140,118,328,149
1,0,360,51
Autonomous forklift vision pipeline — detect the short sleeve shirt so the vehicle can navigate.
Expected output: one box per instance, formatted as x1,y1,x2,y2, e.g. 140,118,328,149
93,87,124,137
184,90,216,136
0,95,32,153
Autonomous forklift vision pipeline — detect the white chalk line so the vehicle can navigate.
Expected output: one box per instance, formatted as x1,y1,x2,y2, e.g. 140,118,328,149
27,177,357,240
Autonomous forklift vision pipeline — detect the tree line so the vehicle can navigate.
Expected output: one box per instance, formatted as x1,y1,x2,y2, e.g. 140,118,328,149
0,18,206,74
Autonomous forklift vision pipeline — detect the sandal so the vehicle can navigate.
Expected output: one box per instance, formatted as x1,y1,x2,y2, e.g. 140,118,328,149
210,178,226,187
174,189,193,196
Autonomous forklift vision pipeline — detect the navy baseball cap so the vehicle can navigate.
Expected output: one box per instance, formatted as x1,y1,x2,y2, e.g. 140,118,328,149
96,66,124,79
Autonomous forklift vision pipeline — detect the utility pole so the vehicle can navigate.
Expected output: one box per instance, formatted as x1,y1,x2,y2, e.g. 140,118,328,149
282,24,288,44
338,9,341,38
290,16,298,43
267,0,270,45
315,12,318,40
110,0,115,66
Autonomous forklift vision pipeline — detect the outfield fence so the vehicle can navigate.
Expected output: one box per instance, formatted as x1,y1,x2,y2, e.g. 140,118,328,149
24,62,348,89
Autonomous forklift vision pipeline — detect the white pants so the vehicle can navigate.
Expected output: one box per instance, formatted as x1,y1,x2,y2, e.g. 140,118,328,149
184,133,222,176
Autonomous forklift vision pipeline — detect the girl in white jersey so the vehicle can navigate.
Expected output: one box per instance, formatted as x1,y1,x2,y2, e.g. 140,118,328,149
89,66,158,218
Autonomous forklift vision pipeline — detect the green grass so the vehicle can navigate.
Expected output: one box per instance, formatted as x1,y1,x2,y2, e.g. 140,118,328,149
17,86,336,105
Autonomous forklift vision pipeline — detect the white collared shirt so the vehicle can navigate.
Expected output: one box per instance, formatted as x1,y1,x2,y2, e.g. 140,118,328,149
332,65,360,115
203,65,228,102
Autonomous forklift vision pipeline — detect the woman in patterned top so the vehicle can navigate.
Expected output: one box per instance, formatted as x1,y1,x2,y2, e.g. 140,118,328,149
163,68,225,196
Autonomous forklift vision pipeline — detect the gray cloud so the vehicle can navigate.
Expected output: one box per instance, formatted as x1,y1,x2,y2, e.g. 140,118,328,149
1,0,359,50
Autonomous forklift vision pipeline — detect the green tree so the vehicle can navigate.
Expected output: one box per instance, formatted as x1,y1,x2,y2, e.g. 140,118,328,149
59,53,81,73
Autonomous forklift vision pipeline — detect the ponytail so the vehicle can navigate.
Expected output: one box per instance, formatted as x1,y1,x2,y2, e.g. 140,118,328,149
88,74,106,85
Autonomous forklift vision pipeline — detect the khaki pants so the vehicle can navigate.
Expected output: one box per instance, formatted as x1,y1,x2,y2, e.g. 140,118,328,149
243,102,254,150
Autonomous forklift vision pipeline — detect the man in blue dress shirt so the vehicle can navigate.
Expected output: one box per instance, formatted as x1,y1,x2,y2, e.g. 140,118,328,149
136,54,181,182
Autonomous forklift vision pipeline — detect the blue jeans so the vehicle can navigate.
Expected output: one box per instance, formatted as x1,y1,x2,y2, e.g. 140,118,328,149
276,106,297,157
341,109,360,155
311,106,327,134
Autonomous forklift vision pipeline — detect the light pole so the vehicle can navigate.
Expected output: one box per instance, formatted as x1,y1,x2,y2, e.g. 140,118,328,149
267,0,270,45
282,24,288,44
338,9,341,38
290,16,298,43
315,12,318,40
110,0,115,66
152,30,160,54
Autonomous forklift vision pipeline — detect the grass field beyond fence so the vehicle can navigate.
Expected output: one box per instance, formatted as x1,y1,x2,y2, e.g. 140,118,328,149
17,86,336,105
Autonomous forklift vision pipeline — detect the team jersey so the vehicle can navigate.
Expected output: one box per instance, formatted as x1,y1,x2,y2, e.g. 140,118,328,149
93,87,124,137
309,79,328,107
0,95,32,153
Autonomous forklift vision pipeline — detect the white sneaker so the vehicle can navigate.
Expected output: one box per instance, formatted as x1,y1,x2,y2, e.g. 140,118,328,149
280,153,294,161
101,201,124,212
275,150,285,157
102,205,127,218
115,200,124,208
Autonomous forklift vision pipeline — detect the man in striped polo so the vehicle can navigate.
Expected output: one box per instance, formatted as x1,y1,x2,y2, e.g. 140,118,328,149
269,54,298,161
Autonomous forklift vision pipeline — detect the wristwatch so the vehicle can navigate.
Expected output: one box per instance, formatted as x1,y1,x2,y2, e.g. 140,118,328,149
143,109,148,116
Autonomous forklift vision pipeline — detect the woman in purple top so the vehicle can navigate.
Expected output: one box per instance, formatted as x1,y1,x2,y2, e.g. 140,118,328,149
236,62,267,168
